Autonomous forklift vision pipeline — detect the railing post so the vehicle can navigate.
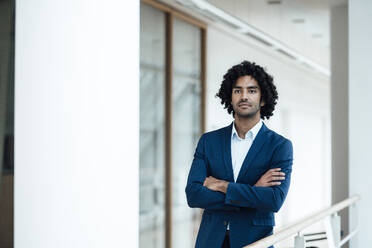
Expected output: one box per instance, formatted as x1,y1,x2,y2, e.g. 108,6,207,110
294,232,305,248
350,201,358,234
325,213,341,248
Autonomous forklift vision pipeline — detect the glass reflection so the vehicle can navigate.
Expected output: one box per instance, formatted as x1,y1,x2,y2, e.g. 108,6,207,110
139,3,166,248
172,17,202,248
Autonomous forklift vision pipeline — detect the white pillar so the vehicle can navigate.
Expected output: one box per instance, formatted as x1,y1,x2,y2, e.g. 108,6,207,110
349,0,372,247
15,1,139,247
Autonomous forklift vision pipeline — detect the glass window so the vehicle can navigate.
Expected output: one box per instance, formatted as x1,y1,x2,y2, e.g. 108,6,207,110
139,3,166,248
171,17,202,248
140,3,204,247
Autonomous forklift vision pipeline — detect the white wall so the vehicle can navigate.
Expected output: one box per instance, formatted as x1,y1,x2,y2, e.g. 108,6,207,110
206,24,331,246
349,0,372,246
15,1,138,247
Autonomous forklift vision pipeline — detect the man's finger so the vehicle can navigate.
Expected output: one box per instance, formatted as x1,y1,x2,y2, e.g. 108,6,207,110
267,168,281,174
270,176,285,181
205,176,213,181
270,182,281,186
203,179,207,186
271,172,285,176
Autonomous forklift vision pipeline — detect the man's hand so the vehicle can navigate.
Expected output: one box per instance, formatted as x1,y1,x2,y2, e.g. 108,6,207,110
203,176,229,193
254,168,285,187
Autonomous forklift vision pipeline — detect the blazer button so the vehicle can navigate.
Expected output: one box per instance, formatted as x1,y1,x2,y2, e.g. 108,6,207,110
224,221,228,226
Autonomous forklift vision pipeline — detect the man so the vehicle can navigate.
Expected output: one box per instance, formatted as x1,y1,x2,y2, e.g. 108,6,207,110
185,61,293,248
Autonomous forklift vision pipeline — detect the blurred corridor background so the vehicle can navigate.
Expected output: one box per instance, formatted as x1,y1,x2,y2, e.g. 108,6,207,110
139,0,331,247
1,0,372,247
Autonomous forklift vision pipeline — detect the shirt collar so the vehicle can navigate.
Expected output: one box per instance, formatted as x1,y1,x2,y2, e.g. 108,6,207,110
232,119,263,140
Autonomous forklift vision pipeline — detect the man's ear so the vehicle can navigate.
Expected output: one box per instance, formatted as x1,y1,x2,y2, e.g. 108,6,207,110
260,101,265,107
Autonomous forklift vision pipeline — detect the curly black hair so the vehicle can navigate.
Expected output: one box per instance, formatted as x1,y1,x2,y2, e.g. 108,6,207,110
215,60,278,120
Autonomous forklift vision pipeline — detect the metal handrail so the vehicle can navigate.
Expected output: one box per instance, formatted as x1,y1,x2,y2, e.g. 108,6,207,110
244,195,361,248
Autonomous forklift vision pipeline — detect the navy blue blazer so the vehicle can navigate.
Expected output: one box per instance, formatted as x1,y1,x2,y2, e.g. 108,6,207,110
185,122,293,248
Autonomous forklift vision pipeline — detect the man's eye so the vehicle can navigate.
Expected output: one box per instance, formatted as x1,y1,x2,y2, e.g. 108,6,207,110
249,89,256,93
234,89,240,93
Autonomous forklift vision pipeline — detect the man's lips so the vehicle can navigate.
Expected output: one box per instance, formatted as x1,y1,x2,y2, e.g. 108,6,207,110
239,103,251,107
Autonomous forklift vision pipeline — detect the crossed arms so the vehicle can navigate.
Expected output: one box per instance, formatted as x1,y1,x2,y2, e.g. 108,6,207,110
185,134,293,213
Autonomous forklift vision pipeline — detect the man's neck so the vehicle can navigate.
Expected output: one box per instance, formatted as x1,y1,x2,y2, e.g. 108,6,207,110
234,114,261,139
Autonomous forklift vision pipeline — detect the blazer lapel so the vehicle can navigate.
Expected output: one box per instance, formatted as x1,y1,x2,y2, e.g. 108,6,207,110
236,123,269,182
222,122,235,182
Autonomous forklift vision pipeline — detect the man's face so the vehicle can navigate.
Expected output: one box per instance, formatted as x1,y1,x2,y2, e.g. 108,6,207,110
231,75,264,119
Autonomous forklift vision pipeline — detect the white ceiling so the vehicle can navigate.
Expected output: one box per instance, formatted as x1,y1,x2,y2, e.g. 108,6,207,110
161,0,348,68
207,0,332,48
273,0,330,47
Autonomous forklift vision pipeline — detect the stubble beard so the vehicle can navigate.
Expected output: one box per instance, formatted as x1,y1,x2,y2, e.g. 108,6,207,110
234,104,260,119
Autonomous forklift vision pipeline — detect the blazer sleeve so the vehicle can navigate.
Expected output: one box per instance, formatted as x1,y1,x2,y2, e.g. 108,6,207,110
224,139,293,212
185,134,240,212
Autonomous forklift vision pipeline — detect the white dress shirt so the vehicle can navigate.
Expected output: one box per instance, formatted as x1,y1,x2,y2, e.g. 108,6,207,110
231,119,263,182
227,119,263,230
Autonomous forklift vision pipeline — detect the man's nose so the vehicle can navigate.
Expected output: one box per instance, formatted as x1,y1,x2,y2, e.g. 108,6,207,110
241,90,249,100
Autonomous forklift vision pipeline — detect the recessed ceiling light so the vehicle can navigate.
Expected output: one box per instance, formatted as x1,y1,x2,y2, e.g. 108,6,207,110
312,33,323,38
292,18,306,24
267,0,282,4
